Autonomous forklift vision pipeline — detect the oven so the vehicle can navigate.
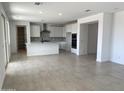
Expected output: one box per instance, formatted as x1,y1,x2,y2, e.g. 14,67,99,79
72,33,77,49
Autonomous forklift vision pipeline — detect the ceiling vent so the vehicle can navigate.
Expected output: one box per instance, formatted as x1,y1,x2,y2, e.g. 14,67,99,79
34,2,43,6
85,9,91,12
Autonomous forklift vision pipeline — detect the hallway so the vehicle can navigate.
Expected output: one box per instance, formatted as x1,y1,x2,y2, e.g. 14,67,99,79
2,52,124,91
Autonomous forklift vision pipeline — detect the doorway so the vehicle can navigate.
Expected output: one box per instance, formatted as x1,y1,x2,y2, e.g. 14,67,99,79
17,26,26,53
79,21,98,60
87,22,98,55
78,13,112,62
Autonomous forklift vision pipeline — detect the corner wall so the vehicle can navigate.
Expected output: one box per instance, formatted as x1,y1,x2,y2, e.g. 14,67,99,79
10,21,30,54
110,11,124,65
100,13,113,61
78,24,88,55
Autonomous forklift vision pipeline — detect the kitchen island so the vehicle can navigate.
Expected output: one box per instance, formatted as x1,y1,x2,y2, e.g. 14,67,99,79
26,42,59,56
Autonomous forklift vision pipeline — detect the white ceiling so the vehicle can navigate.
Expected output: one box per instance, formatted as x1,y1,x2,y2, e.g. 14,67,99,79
3,2,124,24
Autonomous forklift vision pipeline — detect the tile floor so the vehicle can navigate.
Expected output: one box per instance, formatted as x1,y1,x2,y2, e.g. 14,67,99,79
2,51,124,91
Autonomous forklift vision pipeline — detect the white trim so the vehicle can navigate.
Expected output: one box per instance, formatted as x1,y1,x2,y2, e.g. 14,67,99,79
77,13,112,62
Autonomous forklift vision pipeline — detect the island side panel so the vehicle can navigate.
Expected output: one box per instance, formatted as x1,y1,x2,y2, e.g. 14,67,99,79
26,43,59,56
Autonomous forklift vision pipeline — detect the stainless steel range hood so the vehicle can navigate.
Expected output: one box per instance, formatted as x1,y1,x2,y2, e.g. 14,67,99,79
40,23,50,42
42,23,50,33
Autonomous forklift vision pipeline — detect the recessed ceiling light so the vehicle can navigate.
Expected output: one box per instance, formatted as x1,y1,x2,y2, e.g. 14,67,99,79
40,11,43,14
58,13,62,16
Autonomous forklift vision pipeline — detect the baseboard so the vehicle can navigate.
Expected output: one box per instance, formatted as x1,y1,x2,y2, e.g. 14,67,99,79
0,70,5,90
96,58,110,62
110,59,124,65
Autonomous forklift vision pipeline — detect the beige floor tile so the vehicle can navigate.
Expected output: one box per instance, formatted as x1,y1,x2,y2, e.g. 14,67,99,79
2,51,124,91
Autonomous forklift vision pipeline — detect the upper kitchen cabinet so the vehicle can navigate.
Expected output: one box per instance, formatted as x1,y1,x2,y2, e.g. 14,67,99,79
71,23,77,33
47,26,54,37
65,24,72,33
30,24,40,37
65,23,77,33
48,25,65,37
62,27,66,37
55,26,64,37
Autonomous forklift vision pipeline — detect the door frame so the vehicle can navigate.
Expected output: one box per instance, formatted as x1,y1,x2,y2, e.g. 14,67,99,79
16,25,26,53
77,13,112,62
0,13,7,67
2,14,10,64
1,14,8,66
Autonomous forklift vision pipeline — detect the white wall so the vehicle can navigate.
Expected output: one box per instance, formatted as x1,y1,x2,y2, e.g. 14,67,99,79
0,10,6,90
9,21,16,53
110,11,124,65
0,2,9,89
101,13,113,62
79,24,88,55
10,21,30,53
88,23,98,54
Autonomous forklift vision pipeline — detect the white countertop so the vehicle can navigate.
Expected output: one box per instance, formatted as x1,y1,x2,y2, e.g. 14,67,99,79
26,42,59,46
26,41,66,46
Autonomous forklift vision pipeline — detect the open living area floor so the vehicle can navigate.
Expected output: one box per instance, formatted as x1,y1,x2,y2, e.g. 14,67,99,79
2,51,124,91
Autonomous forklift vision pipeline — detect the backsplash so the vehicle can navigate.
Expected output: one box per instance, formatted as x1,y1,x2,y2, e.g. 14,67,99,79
31,37,66,42
31,37,41,42
50,37,66,42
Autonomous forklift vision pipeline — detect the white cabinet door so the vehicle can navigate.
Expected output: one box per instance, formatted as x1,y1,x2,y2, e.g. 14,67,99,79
62,27,66,37
59,42,66,50
65,25,68,33
66,25,70,32
48,26,64,37
65,23,77,33
57,27,63,37
66,32,72,51
71,23,77,33
54,27,59,37
65,24,72,33
30,25,40,37
48,26,54,37
66,25,69,32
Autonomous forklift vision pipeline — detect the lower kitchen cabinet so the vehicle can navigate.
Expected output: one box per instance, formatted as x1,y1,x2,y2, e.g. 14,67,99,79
59,42,66,50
